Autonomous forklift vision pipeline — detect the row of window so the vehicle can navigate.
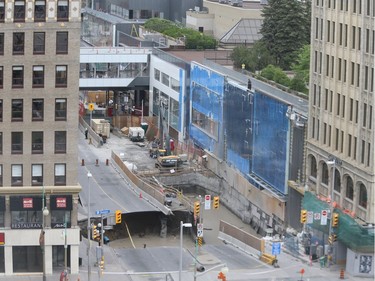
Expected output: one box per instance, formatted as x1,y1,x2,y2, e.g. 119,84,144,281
316,0,375,17
309,155,368,209
0,0,69,23
0,32,68,56
311,118,372,167
0,131,67,155
321,21,375,55
313,52,374,91
312,86,373,130
0,163,67,186
0,65,68,89
0,99,67,122
154,68,181,93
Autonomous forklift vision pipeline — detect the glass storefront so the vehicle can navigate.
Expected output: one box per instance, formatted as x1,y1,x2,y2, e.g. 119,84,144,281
13,246,42,272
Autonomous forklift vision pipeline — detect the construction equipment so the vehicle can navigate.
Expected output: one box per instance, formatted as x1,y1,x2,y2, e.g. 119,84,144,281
128,127,145,142
155,155,182,168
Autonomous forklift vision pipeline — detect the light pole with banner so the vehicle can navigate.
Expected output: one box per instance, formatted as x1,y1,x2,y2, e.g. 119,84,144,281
87,172,92,281
179,221,192,281
41,185,49,281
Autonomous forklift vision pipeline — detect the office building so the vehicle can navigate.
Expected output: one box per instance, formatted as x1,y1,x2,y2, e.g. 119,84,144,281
0,0,81,276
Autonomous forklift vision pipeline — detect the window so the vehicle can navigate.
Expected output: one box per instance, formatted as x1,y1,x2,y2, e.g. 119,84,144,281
12,99,23,121
34,0,46,22
32,99,44,121
334,169,341,192
310,156,317,178
170,77,180,93
55,98,67,120
32,66,44,88
361,140,365,164
352,26,356,49
33,32,45,54
55,131,66,153
32,131,43,154
14,0,25,22
54,164,66,185
353,0,357,13
31,164,43,186
57,0,69,21
154,69,160,81
11,164,23,186
11,132,23,154
359,184,367,208
13,32,25,55
12,66,24,88
55,66,67,87
0,132,2,154
358,27,361,50
321,163,329,185
336,93,340,115
348,134,352,157
56,32,68,54
0,0,4,23
0,165,2,186
363,103,367,127
0,66,3,88
0,33,3,55
345,177,353,200
161,73,169,86
0,100,2,122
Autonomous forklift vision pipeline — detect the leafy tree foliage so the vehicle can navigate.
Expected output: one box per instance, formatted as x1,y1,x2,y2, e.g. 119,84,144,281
230,41,273,72
260,65,290,87
144,18,217,50
291,44,310,86
260,0,311,69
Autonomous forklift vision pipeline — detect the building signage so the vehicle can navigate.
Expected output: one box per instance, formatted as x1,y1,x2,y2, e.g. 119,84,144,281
307,211,313,224
197,223,203,237
56,197,66,208
321,209,328,225
23,198,33,209
204,195,211,210
0,233,4,245
11,223,42,229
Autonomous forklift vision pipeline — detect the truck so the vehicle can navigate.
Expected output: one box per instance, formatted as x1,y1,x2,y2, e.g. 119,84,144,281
128,127,145,142
155,155,183,168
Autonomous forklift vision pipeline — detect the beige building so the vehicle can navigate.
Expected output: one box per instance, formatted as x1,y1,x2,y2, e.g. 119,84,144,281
306,1,374,224
0,0,81,276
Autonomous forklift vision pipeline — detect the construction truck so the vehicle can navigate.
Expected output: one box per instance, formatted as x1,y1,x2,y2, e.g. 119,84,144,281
155,155,183,168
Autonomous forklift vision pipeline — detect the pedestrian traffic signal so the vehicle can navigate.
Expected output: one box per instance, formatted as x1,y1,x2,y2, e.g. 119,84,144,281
115,210,122,224
194,201,200,217
92,224,98,240
213,196,220,209
300,209,307,223
332,213,339,227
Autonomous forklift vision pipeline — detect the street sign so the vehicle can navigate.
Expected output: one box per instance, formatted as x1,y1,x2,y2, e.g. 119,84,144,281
321,209,328,225
88,103,94,111
314,212,321,220
204,195,211,210
197,223,203,237
271,242,281,255
95,209,110,215
307,211,313,224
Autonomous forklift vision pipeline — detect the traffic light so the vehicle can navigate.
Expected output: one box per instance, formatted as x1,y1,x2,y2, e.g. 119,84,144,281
194,201,200,217
328,234,337,244
97,224,102,240
332,234,337,242
332,213,339,227
300,209,307,224
115,210,122,224
213,196,220,209
92,224,98,240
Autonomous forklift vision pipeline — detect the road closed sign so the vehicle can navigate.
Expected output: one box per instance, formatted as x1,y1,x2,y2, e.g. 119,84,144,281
321,209,328,225
204,195,211,210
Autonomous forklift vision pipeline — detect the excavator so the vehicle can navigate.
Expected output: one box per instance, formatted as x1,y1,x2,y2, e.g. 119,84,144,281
154,98,182,169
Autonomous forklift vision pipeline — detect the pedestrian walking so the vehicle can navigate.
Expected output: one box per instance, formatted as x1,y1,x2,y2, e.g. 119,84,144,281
85,128,88,139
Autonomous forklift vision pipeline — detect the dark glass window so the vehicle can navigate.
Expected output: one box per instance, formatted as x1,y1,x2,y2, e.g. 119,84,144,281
12,66,24,88
32,66,44,88
0,33,3,55
57,0,69,21
359,184,367,208
56,32,68,54
34,0,46,22
0,1,4,23
0,66,3,88
0,134,2,155
33,32,45,54
11,132,23,154
13,32,25,55
14,0,25,22
0,100,2,122
12,246,42,273
345,176,354,200
32,131,43,154
55,131,66,153
12,99,23,121
55,66,67,87
55,98,67,120
32,99,44,121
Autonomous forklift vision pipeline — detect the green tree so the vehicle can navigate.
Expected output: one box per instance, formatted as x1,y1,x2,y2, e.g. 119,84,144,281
291,44,310,86
260,0,311,69
260,65,290,87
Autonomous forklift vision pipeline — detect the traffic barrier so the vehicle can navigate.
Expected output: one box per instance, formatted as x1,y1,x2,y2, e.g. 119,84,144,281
260,253,277,265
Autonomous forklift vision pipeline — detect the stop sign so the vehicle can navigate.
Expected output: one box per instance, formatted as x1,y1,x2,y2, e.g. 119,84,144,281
322,210,327,216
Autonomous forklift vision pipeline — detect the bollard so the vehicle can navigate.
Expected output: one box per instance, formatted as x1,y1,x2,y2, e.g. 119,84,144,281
81,159,84,166
96,159,99,166
106,159,109,166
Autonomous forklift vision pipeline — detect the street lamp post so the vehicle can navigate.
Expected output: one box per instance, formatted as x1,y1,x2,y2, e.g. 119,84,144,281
326,158,337,264
179,221,192,281
42,186,49,281
87,172,92,281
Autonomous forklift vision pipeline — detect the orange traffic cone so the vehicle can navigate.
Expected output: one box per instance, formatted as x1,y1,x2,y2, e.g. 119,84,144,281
340,268,345,279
